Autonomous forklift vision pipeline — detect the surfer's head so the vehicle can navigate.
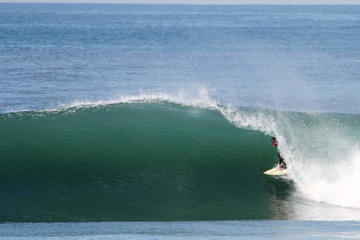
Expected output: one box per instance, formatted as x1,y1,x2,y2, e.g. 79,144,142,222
271,137,278,147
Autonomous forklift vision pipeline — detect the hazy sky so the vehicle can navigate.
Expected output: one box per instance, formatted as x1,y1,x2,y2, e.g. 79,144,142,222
1,0,359,4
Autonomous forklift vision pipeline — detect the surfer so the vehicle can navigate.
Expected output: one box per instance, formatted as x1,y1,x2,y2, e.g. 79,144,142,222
271,137,287,169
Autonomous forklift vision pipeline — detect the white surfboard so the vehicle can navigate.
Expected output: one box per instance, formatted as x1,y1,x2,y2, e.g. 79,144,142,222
264,167,287,176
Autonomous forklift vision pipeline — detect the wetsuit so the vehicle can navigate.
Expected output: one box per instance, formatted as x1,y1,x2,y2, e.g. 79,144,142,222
277,149,287,169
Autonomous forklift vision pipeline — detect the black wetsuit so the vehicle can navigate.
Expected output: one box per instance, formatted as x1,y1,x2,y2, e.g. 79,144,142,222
276,149,287,169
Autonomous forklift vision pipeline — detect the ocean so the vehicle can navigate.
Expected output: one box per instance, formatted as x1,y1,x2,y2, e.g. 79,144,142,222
0,3,360,239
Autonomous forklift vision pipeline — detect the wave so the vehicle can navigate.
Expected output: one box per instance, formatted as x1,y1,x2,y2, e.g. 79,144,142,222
1,92,360,221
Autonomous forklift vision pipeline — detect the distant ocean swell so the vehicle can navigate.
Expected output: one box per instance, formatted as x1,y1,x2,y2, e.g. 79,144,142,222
0,93,359,222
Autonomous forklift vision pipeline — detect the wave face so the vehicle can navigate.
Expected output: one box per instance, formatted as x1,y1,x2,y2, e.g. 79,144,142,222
1,98,360,222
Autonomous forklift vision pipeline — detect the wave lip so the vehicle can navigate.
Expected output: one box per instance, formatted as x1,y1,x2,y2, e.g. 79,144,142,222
40,89,220,113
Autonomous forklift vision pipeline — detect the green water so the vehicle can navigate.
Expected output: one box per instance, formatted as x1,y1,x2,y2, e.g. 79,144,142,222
0,102,295,222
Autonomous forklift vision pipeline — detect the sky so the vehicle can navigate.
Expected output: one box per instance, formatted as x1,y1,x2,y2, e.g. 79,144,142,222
1,0,360,4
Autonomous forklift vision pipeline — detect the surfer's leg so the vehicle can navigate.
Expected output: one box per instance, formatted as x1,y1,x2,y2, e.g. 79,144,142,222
280,161,287,169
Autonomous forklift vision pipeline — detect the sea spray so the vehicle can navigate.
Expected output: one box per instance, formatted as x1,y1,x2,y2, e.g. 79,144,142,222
217,103,360,208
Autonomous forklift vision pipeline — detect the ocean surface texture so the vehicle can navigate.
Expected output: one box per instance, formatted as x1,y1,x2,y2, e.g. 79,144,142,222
1,3,360,239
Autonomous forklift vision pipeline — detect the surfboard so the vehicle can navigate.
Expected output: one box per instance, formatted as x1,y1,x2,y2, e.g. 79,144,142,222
264,167,287,176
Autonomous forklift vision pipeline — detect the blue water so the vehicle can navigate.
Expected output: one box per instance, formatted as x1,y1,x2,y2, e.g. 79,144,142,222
1,221,360,240
1,4,360,113
1,3,360,238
